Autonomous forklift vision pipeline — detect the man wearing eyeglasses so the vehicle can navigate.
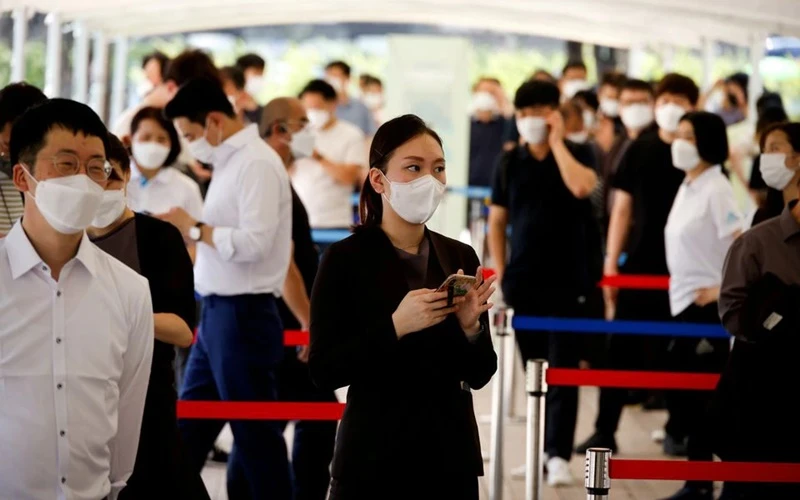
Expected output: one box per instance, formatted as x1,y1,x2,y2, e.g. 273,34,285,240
0,98,154,500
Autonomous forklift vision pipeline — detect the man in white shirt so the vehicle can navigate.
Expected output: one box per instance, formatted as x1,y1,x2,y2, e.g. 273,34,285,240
293,79,366,234
0,98,154,500
161,78,293,499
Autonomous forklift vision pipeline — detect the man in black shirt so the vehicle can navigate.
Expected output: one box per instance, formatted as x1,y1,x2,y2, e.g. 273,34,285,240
468,77,512,188
262,97,336,500
576,73,700,462
488,79,602,487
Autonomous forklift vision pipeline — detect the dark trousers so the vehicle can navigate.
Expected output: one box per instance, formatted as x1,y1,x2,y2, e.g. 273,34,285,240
512,290,603,460
594,289,672,436
329,475,478,500
665,302,729,489
178,294,291,500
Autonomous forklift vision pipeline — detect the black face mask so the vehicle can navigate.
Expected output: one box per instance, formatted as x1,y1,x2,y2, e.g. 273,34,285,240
0,158,13,178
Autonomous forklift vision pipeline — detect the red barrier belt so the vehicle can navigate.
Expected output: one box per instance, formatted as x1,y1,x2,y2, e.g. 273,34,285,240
611,458,800,483
177,401,345,420
284,330,310,346
599,274,670,290
546,368,720,391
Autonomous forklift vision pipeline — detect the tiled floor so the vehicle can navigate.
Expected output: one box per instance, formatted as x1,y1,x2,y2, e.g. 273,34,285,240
201,350,712,500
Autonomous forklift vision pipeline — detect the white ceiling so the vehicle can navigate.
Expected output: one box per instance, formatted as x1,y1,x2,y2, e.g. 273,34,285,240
2,0,799,49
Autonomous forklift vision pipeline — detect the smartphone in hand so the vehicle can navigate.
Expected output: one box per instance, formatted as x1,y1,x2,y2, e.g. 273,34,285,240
437,274,477,306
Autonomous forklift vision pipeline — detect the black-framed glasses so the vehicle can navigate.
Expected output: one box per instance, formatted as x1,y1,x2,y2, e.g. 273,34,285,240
46,153,113,182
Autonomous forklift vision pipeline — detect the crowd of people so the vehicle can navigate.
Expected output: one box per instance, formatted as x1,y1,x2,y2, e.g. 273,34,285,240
0,45,797,500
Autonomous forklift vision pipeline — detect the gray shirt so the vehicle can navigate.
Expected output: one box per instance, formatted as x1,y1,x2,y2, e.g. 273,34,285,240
395,237,430,291
719,200,800,339
91,217,141,274
337,98,377,136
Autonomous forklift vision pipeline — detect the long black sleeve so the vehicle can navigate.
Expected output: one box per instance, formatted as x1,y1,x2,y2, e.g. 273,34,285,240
149,220,196,331
456,248,497,390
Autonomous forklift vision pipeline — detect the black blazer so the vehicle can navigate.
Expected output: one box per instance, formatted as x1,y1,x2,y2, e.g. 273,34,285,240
309,226,497,481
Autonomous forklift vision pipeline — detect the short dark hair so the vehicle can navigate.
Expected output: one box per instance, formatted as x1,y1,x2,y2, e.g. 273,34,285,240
364,75,383,87
299,79,337,102
358,114,443,230
621,78,655,96
0,82,47,131
235,53,266,72
680,111,729,165
655,73,700,106
574,90,599,112
759,122,800,153
141,51,170,76
757,91,783,116
130,106,182,167
530,69,557,83
755,105,789,137
10,98,110,169
106,133,131,177
325,60,351,77
514,80,560,109
164,78,235,125
600,71,627,90
163,49,222,88
725,72,749,103
220,65,246,91
562,60,587,76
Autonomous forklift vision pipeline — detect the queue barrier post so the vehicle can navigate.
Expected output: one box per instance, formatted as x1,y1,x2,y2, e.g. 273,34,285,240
489,307,508,500
525,359,547,500
504,308,522,422
585,448,612,500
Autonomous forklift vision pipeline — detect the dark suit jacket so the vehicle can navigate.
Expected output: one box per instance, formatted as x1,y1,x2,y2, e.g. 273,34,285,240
309,225,497,481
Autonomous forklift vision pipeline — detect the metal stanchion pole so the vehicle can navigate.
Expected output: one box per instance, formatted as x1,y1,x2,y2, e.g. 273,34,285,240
504,309,523,421
585,448,612,500
489,308,508,500
525,359,548,500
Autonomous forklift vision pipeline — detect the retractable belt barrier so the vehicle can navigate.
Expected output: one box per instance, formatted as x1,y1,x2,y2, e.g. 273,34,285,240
512,316,729,338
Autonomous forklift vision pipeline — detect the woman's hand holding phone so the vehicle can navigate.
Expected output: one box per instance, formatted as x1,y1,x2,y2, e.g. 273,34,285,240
455,266,497,336
392,289,464,339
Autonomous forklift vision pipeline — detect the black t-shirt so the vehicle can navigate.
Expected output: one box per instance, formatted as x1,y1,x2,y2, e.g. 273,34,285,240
469,117,510,187
611,128,684,274
277,187,319,330
491,141,602,302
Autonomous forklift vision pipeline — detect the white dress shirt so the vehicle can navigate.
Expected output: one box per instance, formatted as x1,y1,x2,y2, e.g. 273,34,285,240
665,166,744,316
127,164,204,220
0,222,154,500
195,124,292,297
292,120,366,228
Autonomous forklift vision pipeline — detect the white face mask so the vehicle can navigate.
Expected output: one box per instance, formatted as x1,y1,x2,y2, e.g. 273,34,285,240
363,92,383,110
132,141,171,169
326,77,344,93
516,116,548,145
582,109,596,130
91,190,127,229
671,139,701,172
186,120,222,164
567,131,589,144
306,109,331,130
655,103,687,133
289,126,315,159
599,98,619,117
760,153,797,190
381,173,446,225
471,91,499,114
23,168,104,235
245,76,265,96
562,79,589,99
620,103,654,131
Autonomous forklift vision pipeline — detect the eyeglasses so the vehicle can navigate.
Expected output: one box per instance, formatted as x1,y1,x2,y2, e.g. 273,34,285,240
45,152,113,182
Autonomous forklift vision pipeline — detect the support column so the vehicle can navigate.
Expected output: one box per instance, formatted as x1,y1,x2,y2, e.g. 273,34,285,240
72,21,91,103
44,12,63,97
626,45,646,79
89,32,110,121
702,37,715,91
661,44,675,72
11,7,29,83
748,32,766,120
110,36,129,126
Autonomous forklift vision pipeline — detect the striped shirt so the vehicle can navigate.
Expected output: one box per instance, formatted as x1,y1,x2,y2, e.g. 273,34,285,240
0,172,23,236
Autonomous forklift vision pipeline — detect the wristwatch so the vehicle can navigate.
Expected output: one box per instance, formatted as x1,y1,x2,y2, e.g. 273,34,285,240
188,222,205,242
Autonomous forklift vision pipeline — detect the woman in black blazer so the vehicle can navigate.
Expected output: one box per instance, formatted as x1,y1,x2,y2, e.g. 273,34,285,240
87,135,210,500
309,115,498,499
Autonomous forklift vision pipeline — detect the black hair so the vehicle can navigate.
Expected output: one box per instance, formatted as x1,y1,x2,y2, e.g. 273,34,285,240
358,114,443,230
759,122,800,153
235,53,266,72
679,111,729,165
363,75,383,87
755,105,789,137
574,90,599,112
141,51,170,76
621,78,655,96
163,49,222,88
325,60,351,77
0,82,47,131
10,98,110,170
757,91,783,116
725,72,749,103
530,69,557,83
130,106,182,167
220,65,246,91
164,78,235,125
600,71,627,90
514,80,560,109
299,79,337,102
562,60,587,76
655,73,700,106
106,133,131,178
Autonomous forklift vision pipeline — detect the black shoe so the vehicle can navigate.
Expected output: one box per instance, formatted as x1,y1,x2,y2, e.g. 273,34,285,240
642,392,666,411
663,434,688,457
658,486,712,500
574,432,618,454
210,447,229,463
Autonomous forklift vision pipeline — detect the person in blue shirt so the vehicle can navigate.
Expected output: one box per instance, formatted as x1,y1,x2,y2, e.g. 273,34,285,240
325,61,377,137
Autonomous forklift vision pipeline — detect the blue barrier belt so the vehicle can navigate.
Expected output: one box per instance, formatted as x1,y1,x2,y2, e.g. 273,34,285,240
311,229,352,244
512,316,729,338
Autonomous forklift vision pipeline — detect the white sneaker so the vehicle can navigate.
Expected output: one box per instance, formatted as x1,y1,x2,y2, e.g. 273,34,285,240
546,457,574,487
510,453,549,480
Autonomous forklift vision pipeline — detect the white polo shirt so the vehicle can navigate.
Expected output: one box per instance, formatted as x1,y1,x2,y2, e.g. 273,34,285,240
665,166,744,316
291,119,366,228
195,124,292,297
127,164,204,220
